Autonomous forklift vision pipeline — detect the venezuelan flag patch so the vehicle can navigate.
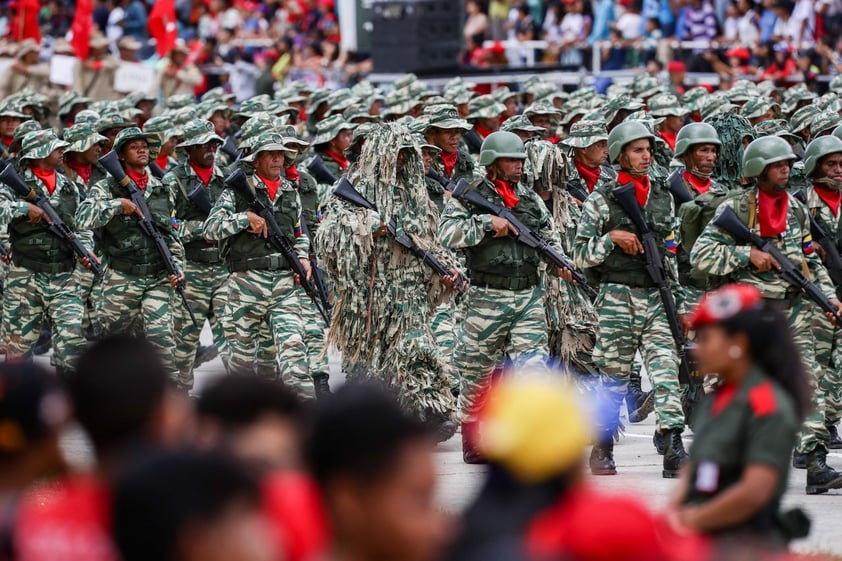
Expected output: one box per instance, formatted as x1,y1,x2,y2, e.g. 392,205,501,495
294,220,303,238
664,231,678,253
802,234,815,255
316,206,323,222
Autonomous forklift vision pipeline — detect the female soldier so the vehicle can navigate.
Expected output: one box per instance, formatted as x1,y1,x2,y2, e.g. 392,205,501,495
667,283,815,549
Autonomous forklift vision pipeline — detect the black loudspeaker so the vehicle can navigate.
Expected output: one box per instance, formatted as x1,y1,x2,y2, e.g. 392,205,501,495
370,0,465,74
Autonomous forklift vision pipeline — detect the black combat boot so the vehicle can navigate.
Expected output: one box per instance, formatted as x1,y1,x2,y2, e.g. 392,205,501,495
32,322,52,356
653,429,666,455
662,429,687,478
806,448,842,495
792,450,808,469
828,424,842,450
589,432,617,476
625,374,654,423
462,421,486,465
313,374,331,399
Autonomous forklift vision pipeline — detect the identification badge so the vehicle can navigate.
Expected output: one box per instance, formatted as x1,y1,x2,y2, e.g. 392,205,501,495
696,461,719,493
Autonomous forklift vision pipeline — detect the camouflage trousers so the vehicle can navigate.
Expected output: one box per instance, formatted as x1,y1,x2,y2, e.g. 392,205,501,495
95,268,179,380
172,260,229,389
1,265,85,370
431,301,462,392
74,267,98,333
222,269,313,399
794,300,831,453
812,304,842,426
453,284,549,415
300,289,330,379
592,284,684,432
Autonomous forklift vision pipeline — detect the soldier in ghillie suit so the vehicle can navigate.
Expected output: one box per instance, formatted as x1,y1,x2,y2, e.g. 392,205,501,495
706,112,755,191
316,123,461,438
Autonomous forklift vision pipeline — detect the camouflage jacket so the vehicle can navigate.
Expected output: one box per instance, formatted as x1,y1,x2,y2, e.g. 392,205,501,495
163,161,227,262
432,149,475,183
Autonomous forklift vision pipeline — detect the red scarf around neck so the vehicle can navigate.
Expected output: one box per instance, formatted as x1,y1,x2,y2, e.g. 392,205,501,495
31,167,57,195
65,160,92,186
155,154,169,171
683,170,710,195
285,164,300,185
1,137,12,147
126,169,149,191
660,130,677,151
441,151,458,178
322,149,348,171
475,125,495,139
814,184,842,218
757,189,789,238
574,161,600,193
617,171,650,207
258,173,281,200
189,162,213,185
546,135,560,145
491,177,519,208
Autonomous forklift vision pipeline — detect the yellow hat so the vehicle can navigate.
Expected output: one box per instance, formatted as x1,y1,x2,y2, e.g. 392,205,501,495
479,375,593,482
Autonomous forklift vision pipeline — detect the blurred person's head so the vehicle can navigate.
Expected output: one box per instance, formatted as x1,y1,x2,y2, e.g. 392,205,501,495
114,449,273,561
69,336,193,468
306,383,447,561
646,58,663,76
466,0,481,15
645,17,659,34
196,375,305,475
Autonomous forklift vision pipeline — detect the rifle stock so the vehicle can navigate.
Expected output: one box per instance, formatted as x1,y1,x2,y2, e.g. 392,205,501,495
307,154,338,186
667,170,694,206
148,161,165,180
219,136,240,161
0,163,104,279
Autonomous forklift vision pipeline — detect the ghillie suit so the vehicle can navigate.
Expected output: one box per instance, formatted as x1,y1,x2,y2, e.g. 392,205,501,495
705,112,755,190
316,123,459,422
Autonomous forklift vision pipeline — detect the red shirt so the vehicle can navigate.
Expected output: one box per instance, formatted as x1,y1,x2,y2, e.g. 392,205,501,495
262,472,330,561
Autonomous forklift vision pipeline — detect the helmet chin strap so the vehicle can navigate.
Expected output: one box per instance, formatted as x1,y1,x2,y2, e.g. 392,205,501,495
815,177,842,191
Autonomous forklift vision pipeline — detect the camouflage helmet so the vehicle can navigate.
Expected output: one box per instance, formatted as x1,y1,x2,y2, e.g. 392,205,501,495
176,120,224,148
608,121,655,163
62,125,107,153
790,104,821,135
500,114,544,134
73,109,101,128
742,136,796,177
561,120,608,149
466,95,507,121
810,111,842,138
647,93,688,118
112,127,162,155
674,123,721,158
804,135,842,177
833,124,842,143
20,130,69,161
479,131,526,166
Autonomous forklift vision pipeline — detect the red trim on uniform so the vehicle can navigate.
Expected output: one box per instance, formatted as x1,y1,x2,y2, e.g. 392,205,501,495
441,151,458,178
574,161,601,193
491,177,519,208
815,184,842,218
749,382,777,417
711,383,738,416
757,189,789,238
258,173,281,200
683,170,710,195
617,171,650,207
189,162,213,185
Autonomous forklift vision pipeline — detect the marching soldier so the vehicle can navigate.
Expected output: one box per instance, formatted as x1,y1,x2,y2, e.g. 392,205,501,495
0,103,30,160
691,136,842,495
87,113,135,187
144,115,183,174
311,114,355,182
462,95,507,158
424,105,475,182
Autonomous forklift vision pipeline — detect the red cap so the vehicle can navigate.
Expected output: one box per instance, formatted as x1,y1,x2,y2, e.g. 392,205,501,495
667,60,686,73
689,283,763,329
725,47,751,61
490,41,506,55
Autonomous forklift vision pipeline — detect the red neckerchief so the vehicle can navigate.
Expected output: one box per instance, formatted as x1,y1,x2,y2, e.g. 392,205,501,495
546,135,560,144
31,166,57,195
1,137,12,147
65,160,92,185
574,161,601,193
711,383,739,416
155,153,169,170
475,124,495,139
285,163,300,184
126,169,149,191
491,177,519,208
617,171,650,207
660,130,677,151
322,149,348,171
189,162,213,185
683,170,710,195
757,189,789,237
441,151,458,177
258,173,281,200
814,184,842,218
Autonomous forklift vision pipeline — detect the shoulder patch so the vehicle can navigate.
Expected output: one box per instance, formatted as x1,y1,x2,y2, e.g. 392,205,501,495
748,382,777,417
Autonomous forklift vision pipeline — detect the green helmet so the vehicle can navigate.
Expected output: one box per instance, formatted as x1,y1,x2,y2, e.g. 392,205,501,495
674,123,721,158
607,121,654,163
741,136,796,178
479,131,526,166
804,135,842,178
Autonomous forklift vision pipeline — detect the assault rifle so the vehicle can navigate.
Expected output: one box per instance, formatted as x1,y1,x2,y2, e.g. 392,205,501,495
426,167,449,189
299,219,333,325
613,182,696,384
713,204,842,323
306,154,338,186
793,190,842,288
667,170,694,206
565,177,590,203
149,161,166,180
225,168,331,324
334,178,467,294
449,178,597,299
98,151,198,326
219,136,240,162
0,163,104,279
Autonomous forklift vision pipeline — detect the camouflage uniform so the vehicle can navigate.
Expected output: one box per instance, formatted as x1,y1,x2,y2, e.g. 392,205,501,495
203,133,313,398
463,95,507,158
0,132,88,372
164,120,230,388
311,115,355,206
75,128,184,380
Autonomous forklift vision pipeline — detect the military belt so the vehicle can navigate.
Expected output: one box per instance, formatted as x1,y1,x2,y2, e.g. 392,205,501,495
12,255,74,274
469,271,538,291
600,272,658,289
109,259,166,277
228,255,290,272
763,290,802,309
185,243,222,264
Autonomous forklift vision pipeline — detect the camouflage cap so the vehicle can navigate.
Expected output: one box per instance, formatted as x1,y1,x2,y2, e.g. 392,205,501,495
523,100,563,119
739,97,778,120
326,88,359,114
268,99,298,119
755,80,780,97
287,80,312,94
143,115,182,143
753,118,799,142
823,97,842,115
407,114,430,134
529,82,564,102
63,125,107,153
275,87,307,105
20,131,69,161
648,93,688,118
700,95,735,121
350,80,377,99
73,109,101,128
125,91,158,106
279,124,310,150
242,132,295,162
177,119,224,148
164,94,195,110
306,89,331,116
200,86,236,104
500,114,544,134
88,100,112,115
466,95,507,120
57,91,92,117
633,76,662,98
312,114,356,145
112,127,162,154
681,87,709,113
599,94,645,123
351,122,377,145
810,111,842,138
238,113,279,150
831,75,842,95
169,106,197,128
782,84,817,114
411,132,439,153
790,104,821,134
725,82,760,103
236,95,272,119
195,100,229,121
393,73,419,91
561,119,609,148
605,82,632,99
382,90,416,118
0,102,29,120
12,120,41,143
343,105,379,123
568,86,598,102
95,112,134,133
626,110,661,135
423,104,471,131
408,81,435,100
491,86,517,103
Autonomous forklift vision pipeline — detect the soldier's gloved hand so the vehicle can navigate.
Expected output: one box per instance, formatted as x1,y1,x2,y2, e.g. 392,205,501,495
556,267,574,283
490,216,518,238
294,258,312,286
168,273,185,290
608,230,643,255
246,211,268,238
748,248,779,273
26,203,49,225
120,198,144,219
